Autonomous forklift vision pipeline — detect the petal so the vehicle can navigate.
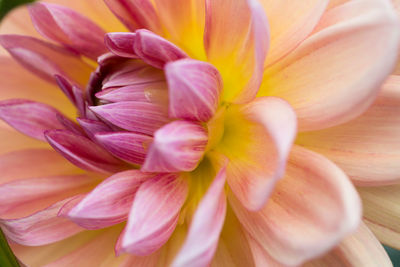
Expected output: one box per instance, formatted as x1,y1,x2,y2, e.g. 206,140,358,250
259,0,400,131
66,170,150,230
260,0,329,66
142,121,208,172
95,132,153,165
172,164,227,267
55,75,85,115
166,59,223,122
121,174,188,255
297,75,400,186
305,222,391,267
218,97,297,211
89,102,169,136
29,3,106,59
104,32,137,58
0,35,93,86
358,184,400,250
1,198,84,246
76,118,111,139
230,145,361,266
104,0,161,33
44,129,125,173
133,29,189,69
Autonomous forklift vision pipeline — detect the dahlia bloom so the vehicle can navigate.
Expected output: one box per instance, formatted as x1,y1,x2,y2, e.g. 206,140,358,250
0,0,400,266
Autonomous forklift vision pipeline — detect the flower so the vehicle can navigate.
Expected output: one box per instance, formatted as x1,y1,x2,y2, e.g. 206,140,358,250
0,0,399,266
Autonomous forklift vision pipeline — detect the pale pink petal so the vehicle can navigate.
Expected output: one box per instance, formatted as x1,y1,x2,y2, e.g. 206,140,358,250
95,132,153,165
166,59,222,121
230,145,361,266
121,174,188,256
45,129,125,173
246,235,288,267
104,0,162,33
218,97,297,211
1,198,84,246
105,32,137,58
297,75,400,186
0,99,69,141
259,0,400,131
172,164,227,267
305,222,391,267
0,35,93,86
65,170,150,230
133,29,188,69
142,121,208,172
29,3,107,59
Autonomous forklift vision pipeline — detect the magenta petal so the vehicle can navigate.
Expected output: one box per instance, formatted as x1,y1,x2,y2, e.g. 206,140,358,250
56,114,84,136
0,99,68,141
172,164,227,267
133,29,189,69
77,118,111,139
29,3,106,59
142,121,208,172
89,102,169,136
105,32,137,58
95,132,153,165
66,170,150,230
44,129,125,173
166,59,222,121
104,0,161,33
55,75,86,115
121,173,188,256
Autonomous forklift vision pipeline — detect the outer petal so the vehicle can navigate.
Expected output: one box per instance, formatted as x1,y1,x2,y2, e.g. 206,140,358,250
0,100,69,141
297,75,400,186
0,35,93,86
166,59,222,122
121,174,188,255
230,145,361,266
142,121,208,172
305,222,391,267
65,171,150,230
358,184,400,250
29,3,106,59
104,32,137,58
259,0,400,131
172,163,227,267
218,97,297,211
45,129,125,173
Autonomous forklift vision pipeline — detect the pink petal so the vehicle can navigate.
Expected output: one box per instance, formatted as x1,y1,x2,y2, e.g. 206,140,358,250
172,164,227,267
104,32,137,58
133,29,189,69
89,102,169,136
95,132,153,165
65,170,150,230
29,3,106,59
166,59,223,121
142,121,208,172
76,118,111,140
0,35,93,86
44,129,125,173
230,145,361,266
297,75,400,186
260,0,400,131
1,198,84,246
56,114,84,136
219,97,297,211
0,99,69,141
104,0,162,33
120,173,188,255
55,75,86,115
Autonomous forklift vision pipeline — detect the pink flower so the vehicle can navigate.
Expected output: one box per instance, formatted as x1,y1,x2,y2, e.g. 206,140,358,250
0,0,399,266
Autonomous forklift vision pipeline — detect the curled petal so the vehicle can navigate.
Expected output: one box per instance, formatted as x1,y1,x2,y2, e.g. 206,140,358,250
172,164,227,267
133,29,188,69
121,174,188,255
66,171,150,229
95,132,153,165
142,121,208,172
166,59,223,121
105,32,137,58
29,3,106,59
0,100,68,141
45,129,125,173
230,145,361,266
